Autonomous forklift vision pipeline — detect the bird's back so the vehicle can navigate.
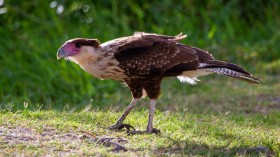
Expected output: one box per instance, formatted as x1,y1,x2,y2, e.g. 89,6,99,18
100,32,187,52
100,33,210,78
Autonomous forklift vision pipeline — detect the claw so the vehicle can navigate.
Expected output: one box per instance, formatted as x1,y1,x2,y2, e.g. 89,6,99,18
109,124,135,132
127,128,161,135
149,128,161,134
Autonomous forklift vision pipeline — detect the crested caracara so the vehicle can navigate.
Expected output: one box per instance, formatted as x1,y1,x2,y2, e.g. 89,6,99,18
57,32,260,133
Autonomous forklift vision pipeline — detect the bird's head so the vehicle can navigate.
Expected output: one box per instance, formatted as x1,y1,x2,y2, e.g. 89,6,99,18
57,38,100,63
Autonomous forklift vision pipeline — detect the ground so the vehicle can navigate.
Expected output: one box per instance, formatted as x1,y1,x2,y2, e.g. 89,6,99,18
0,75,279,156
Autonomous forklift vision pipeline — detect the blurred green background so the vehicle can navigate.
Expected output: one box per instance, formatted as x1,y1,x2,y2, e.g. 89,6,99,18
0,0,279,110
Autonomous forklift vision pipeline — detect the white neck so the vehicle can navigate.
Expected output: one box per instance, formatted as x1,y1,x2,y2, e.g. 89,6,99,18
68,46,126,80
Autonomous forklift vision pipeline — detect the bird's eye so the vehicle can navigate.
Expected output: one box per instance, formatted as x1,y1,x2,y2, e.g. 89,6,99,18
75,42,82,48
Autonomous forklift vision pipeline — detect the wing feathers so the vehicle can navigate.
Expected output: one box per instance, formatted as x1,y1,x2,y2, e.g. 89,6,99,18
110,32,260,83
182,45,214,61
114,33,199,77
134,32,187,41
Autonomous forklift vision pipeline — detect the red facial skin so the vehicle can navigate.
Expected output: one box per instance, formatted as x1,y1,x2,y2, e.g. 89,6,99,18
57,41,81,59
63,41,81,56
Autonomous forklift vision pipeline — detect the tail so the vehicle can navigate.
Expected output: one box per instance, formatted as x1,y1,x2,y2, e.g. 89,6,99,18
200,60,261,84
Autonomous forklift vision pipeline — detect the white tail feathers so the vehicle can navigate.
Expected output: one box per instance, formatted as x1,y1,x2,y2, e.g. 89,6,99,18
177,67,260,85
177,69,213,84
177,76,199,85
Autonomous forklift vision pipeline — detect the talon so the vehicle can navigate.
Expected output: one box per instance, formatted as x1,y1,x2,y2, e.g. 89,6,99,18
109,124,135,132
127,128,161,135
146,128,161,134
119,124,136,132
150,128,161,134
127,130,144,135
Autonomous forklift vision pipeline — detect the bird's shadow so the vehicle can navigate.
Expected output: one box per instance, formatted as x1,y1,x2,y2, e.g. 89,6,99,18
98,123,273,156
150,133,273,156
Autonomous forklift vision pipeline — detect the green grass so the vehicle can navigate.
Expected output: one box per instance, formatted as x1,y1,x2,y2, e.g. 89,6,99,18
1,108,279,156
1,77,279,156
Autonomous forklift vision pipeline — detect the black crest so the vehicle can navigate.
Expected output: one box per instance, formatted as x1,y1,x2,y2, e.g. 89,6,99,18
70,38,100,48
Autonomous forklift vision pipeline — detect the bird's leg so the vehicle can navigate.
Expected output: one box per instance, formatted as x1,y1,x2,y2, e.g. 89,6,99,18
109,98,139,131
146,99,160,134
128,99,160,135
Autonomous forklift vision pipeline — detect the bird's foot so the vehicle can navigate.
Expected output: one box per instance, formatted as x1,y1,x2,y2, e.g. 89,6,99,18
147,128,161,134
127,128,161,135
109,124,135,132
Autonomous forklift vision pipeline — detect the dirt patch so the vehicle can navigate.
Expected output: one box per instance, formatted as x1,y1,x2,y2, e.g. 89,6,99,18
239,146,274,157
252,105,280,114
0,126,128,155
253,94,280,114
0,126,83,145
81,130,128,152
241,94,280,114
257,94,280,104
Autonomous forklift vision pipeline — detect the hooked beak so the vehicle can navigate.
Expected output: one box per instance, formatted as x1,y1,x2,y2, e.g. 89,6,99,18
57,47,66,60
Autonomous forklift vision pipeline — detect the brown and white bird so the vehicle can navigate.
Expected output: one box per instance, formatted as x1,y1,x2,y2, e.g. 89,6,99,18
57,32,260,133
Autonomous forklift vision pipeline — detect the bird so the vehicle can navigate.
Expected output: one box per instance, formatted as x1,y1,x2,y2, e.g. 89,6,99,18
57,32,260,134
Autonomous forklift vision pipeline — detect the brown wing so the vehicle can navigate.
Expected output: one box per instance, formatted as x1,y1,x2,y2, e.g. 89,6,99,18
113,32,187,52
114,33,207,77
